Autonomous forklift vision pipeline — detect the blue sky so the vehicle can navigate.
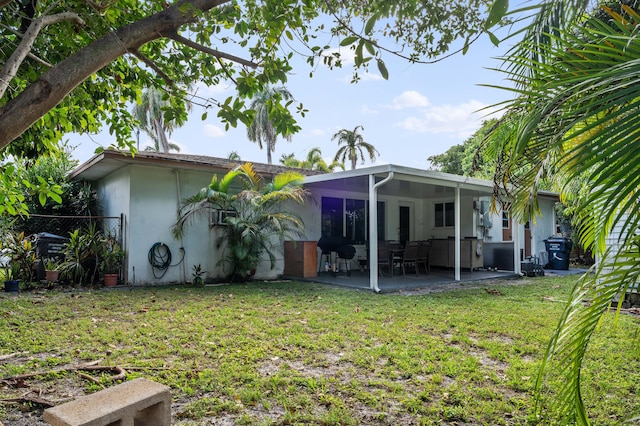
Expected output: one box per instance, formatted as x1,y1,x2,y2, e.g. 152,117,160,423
69,25,514,169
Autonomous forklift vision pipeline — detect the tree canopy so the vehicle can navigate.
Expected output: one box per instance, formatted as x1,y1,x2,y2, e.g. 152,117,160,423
0,0,496,160
427,118,497,178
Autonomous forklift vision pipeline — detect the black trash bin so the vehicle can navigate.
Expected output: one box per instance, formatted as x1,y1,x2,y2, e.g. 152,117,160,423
34,232,68,259
544,237,572,270
33,232,68,280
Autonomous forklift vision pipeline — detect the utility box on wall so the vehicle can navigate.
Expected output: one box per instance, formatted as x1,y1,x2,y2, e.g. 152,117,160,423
284,241,318,278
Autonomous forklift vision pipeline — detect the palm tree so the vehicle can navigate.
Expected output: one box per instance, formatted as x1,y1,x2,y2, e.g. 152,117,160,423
487,2,640,423
247,86,294,164
280,148,345,172
172,162,308,280
132,87,188,153
227,151,241,161
332,125,379,170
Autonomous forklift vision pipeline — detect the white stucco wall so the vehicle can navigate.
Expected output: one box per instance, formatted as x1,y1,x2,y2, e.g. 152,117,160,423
94,160,560,284
531,197,557,259
124,165,294,284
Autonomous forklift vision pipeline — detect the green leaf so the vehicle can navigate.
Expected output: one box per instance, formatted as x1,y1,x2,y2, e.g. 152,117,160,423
49,193,63,204
201,112,208,121
364,40,376,56
484,0,508,30
376,59,389,80
339,36,359,46
364,13,378,35
487,30,500,46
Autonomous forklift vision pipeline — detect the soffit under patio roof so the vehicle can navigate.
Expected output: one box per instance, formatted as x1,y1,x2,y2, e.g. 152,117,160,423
302,164,497,198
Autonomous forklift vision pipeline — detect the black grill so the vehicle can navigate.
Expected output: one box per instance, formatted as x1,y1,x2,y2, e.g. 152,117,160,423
317,236,356,276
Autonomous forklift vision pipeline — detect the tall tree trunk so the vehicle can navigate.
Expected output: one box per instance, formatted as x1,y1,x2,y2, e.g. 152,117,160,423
267,140,273,164
155,117,170,152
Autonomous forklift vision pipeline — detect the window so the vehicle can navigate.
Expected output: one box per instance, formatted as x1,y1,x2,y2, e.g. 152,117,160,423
434,202,454,227
376,201,385,241
321,197,343,238
346,199,366,244
321,197,385,241
502,212,510,228
211,208,236,226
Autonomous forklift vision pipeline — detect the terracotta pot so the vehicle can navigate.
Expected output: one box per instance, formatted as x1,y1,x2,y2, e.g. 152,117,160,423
45,270,59,282
103,273,119,287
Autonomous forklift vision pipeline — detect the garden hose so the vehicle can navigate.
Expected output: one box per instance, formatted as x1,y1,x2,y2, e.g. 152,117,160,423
148,242,184,279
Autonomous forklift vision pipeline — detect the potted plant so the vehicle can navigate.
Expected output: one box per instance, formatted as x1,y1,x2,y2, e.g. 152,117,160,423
43,257,61,282
100,242,124,287
4,262,21,292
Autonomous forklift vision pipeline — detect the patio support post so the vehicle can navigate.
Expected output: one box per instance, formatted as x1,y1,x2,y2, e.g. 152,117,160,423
513,221,522,275
369,172,394,292
454,185,461,281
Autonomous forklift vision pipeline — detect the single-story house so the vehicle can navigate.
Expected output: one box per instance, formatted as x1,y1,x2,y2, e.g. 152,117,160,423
69,151,559,291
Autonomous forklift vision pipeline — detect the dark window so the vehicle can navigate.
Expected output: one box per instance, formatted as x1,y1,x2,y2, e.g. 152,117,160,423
321,197,343,238
322,197,385,241
502,212,510,228
346,199,366,244
435,202,454,227
377,201,385,241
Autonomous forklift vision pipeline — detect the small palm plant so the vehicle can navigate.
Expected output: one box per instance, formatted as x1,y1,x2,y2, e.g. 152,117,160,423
173,162,308,281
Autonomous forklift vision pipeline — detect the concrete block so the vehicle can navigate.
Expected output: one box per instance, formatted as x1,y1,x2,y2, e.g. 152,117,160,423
43,378,171,426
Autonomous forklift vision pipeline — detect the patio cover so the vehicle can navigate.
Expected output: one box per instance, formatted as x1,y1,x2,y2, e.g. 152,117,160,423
303,164,524,292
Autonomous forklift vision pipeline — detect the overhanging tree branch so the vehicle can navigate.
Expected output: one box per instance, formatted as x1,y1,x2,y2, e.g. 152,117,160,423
130,50,174,86
0,12,85,99
0,0,229,149
163,31,259,69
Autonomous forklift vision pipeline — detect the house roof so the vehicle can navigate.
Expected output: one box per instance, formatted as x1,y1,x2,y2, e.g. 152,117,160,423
69,151,559,201
68,150,327,181
302,164,560,200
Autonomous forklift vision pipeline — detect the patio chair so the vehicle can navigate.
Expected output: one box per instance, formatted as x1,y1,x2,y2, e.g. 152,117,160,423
416,240,432,274
377,243,392,276
387,240,403,274
400,241,421,276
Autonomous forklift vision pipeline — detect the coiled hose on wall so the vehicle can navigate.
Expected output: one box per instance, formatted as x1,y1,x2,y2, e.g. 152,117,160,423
148,242,184,279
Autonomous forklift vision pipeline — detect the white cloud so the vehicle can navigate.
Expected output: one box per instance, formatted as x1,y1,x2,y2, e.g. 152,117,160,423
389,90,429,110
203,124,225,138
394,100,486,138
394,99,488,138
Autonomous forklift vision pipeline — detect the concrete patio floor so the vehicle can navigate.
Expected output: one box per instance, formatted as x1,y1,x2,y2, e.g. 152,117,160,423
288,268,519,293
286,266,591,294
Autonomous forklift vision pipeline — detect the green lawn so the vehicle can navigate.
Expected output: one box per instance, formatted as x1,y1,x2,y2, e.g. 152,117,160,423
1,275,638,425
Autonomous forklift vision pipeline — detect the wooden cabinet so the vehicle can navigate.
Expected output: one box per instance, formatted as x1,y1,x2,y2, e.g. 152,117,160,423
430,239,483,270
284,241,318,278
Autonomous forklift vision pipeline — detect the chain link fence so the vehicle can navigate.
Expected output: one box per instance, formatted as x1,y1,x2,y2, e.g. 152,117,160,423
10,214,124,284
16,214,122,243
